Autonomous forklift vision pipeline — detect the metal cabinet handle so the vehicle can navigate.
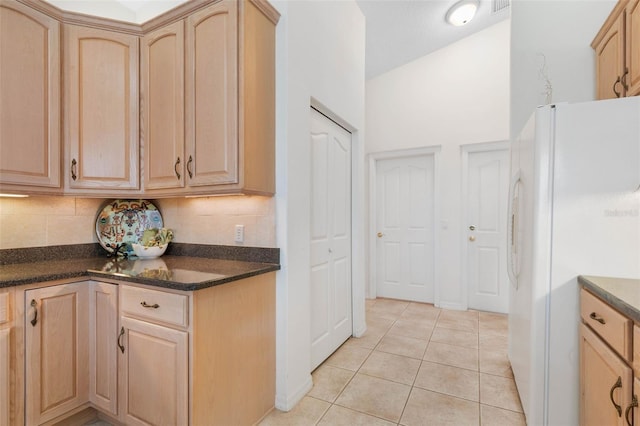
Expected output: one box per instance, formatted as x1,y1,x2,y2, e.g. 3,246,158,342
30,299,38,326
613,77,622,98
377,232,384,238
187,155,193,179
141,301,159,309
117,326,125,353
621,68,629,91
174,157,181,180
625,394,637,426
71,158,77,181
589,312,606,324
609,376,622,417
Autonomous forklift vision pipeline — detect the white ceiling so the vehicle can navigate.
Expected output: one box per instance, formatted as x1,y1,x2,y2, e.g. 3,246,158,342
45,0,510,80
357,0,510,79
46,0,188,24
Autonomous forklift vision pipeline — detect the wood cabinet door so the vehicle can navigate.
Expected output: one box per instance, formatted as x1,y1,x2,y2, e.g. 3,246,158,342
626,0,640,96
0,327,8,426
142,21,185,191
595,11,626,100
580,323,632,426
64,25,139,191
89,281,118,417
0,0,61,189
185,0,238,188
25,283,89,425
119,316,188,426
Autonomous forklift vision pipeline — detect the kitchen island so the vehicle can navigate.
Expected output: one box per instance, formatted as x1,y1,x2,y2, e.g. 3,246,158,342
0,243,279,426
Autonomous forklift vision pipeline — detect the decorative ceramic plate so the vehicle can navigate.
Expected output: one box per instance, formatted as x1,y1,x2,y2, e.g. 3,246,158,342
95,199,163,255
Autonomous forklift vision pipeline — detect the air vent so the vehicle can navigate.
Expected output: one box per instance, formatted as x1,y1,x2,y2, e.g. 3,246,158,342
492,0,510,14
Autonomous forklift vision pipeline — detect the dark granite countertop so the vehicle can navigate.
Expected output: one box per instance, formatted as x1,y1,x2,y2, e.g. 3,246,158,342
0,243,280,291
579,275,640,324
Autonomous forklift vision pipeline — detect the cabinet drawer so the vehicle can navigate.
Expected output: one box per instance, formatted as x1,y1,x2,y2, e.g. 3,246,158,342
121,285,188,328
580,289,632,361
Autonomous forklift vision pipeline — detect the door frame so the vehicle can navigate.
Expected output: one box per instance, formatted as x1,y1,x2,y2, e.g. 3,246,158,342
460,140,510,311
368,146,442,303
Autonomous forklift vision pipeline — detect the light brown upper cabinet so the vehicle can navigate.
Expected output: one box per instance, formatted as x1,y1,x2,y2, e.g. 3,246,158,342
143,0,278,196
142,21,185,190
0,0,61,192
593,0,640,99
64,25,140,192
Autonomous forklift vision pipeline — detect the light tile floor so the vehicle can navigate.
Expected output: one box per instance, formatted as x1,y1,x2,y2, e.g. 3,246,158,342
260,298,525,426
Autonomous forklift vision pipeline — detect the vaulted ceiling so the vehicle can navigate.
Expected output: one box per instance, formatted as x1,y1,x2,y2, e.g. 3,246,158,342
45,0,510,80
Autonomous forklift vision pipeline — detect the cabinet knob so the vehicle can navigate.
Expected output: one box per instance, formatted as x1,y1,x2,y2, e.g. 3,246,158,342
377,232,384,238
469,236,476,242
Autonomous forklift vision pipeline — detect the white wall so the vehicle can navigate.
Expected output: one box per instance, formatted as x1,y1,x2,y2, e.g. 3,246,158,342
510,0,617,138
271,0,366,411
366,20,510,310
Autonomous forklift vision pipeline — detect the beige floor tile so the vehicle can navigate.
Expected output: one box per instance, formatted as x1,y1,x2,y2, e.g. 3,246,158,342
479,315,508,335
308,365,355,403
368,300,409,319
259,396,330,426
402,303,441,320
400,387,480,426
365,315,395,331
423,341,479,371
359,351,421,385
480,373,523,413
479,350,514,378
343,326,387,350
439,309,479,321
436,316,480,333
317,404,396,426
325,345,372,371
365,298,377,309
335,373,411,423
376,333,428,359
414,361,479,402
387,318,435,340
480,404,526,426
431,327,479,349
479,333,508,352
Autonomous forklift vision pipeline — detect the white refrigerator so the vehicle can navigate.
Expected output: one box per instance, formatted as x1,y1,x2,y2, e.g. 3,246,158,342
507,97,640,426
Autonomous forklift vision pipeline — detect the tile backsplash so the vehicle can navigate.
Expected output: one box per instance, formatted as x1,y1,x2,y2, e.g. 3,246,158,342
0,196,276,250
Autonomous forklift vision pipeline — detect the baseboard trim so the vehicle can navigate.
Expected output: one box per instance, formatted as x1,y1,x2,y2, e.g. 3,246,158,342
275,374,313,412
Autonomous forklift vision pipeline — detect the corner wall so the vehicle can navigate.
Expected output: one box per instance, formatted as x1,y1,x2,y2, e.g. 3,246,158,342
365,20,510,309
271,0,366,411
510,0,617,138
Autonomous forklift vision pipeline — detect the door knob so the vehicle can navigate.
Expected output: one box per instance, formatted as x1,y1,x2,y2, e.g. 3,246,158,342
377,232,384,238
469,236,476,242
469,225,476,231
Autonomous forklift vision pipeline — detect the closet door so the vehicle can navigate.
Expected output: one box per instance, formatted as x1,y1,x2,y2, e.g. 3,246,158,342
310,108,352,370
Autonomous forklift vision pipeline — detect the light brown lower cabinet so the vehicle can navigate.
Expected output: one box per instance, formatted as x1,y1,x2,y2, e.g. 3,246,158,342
25,282,90,425
89,282,119,417
580,323,633,426
119,317,188,425
14,272,275,425
0,290,10,426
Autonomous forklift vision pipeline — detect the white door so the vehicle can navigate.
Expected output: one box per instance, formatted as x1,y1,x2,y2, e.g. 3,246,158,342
310,108,352,370
375,154,435,303
464,147,510,313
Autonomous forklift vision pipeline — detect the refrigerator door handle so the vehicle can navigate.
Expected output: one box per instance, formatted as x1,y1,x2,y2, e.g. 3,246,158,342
507,171,522,288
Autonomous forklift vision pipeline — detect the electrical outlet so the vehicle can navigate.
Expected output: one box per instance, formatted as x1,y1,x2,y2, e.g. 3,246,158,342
234,225,244,243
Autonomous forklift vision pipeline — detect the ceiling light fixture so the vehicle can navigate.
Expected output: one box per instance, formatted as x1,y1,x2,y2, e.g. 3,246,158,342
445,0,479,26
